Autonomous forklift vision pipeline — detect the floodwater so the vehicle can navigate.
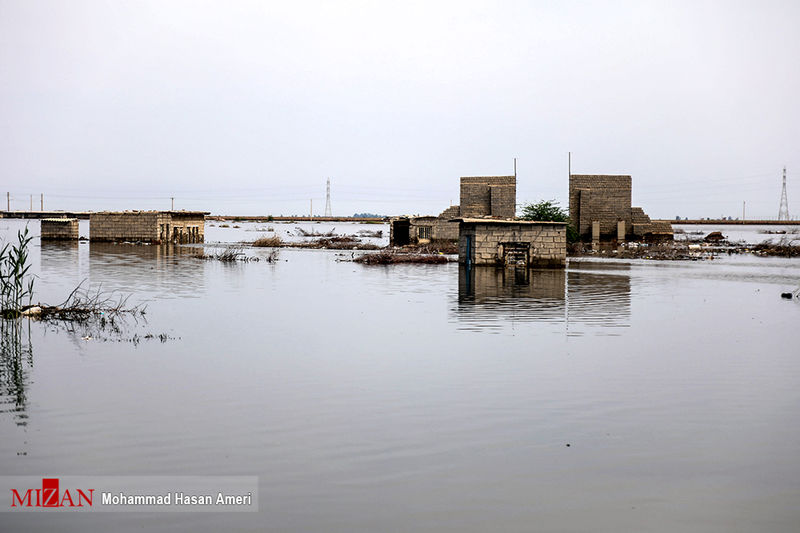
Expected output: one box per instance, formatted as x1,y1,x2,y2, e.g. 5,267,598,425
1,219,799,532
673,223,800,244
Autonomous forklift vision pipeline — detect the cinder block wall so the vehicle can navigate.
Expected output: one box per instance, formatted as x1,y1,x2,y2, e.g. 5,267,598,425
407,214,459,243
90,212,161,242
458,222,566,268
89,212,205,243
41,219,79,240
432,205,461,241
170,215,205,243
569,175,632,238
460,176,516,218
431,219,459,240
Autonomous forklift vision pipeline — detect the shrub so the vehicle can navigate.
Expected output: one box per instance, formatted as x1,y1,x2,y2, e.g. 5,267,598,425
519,200,579,243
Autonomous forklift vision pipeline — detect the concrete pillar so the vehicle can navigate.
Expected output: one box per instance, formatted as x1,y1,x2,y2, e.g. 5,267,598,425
617,220,626,242
591,221,600,250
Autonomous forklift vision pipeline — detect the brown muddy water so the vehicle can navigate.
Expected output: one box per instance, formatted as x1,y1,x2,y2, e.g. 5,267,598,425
1,220,800,532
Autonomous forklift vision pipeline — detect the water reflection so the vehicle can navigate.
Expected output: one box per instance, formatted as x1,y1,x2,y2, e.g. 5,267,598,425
88,243,206,299
0,320,32,427
39,241,88,298
456,266,566,331
567,263,631,334
454,263,631,334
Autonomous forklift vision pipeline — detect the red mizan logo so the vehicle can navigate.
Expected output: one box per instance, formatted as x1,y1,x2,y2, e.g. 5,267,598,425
11,478,94,508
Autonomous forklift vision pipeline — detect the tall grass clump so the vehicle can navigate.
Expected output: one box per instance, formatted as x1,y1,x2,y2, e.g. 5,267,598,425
0,228,35,318
252,235,283,247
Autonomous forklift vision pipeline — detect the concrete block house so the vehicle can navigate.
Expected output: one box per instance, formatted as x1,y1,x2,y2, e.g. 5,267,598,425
89,211,208,244
456,219,567,268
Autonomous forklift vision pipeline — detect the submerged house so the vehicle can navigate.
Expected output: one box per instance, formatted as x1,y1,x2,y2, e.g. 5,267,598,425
390,176,516,245
457,219,567,268
89,210,208,244
389,206,460,245
391,172,566,268
568,174,672,243
40,218,79,240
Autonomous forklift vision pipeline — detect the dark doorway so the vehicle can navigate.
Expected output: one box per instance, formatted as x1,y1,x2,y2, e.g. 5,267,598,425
391,219,411,246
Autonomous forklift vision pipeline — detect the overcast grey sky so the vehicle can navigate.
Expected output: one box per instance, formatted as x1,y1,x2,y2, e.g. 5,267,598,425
1,0,798,218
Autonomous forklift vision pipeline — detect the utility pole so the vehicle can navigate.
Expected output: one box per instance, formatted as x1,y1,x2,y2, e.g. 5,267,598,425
6,192,9,211
171,197,174,211
778,166,790,221
513,157,517,178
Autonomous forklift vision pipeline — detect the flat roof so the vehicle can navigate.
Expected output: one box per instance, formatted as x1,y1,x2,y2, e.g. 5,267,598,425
453,218,567,225
460,175,515,179
93,210,209,215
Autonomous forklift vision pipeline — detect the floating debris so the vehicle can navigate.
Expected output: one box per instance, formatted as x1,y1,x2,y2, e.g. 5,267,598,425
253,235,380,250
703,231,726,243
354,250,451,265
295,227,337,237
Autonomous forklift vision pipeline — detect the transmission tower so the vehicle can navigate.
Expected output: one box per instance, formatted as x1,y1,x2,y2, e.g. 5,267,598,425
778,167,790,221
324,178,332,217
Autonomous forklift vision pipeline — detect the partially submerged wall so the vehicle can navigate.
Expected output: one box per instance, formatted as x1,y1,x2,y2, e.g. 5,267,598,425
458,220,566,268
89,211,205,243
169,213,205,243
90,212,165,242
41,218,79,240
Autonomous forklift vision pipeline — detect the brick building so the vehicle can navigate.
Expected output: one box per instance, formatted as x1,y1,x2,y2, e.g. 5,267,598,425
89,211,207,244
569,174,672,242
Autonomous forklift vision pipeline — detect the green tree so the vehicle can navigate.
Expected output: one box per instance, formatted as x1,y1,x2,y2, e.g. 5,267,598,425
519,200,578,243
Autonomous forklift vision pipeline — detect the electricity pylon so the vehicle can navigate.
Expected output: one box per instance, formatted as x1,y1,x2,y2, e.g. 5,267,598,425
324,178,332,217
778,167,790,221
